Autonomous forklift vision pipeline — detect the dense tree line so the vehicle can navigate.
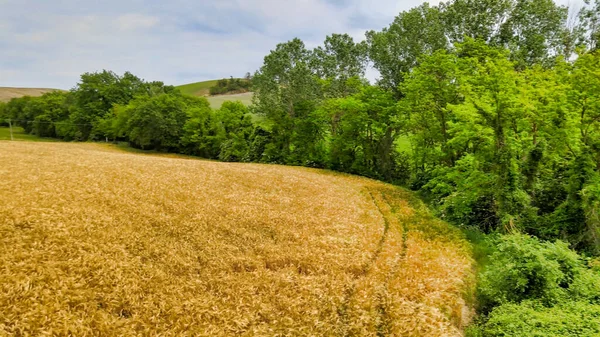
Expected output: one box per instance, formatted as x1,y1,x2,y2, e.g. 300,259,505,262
2,0,600,333
0,71,254,162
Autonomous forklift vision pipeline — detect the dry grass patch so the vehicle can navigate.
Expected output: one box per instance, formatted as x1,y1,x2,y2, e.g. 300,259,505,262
0,142,474,336
0,87,61,102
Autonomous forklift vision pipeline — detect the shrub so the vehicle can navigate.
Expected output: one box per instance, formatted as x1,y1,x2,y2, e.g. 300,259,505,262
471,233,600,335
478,234,600,312
469,300,600,337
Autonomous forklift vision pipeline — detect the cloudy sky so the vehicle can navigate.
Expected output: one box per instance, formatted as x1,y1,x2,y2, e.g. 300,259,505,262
0,0,583,89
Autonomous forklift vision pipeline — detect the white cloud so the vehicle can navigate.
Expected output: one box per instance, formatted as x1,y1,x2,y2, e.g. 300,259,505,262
116,14,160,31
0,0,587,89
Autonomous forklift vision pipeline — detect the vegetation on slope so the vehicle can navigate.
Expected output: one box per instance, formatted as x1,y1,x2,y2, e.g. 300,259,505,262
466,234,600,336
175,79,253,109
175,79,218,96
208,77,252,95
0,142,474,335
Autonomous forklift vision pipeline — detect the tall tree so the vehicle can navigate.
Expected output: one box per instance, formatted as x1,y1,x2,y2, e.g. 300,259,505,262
366,3,448,98
441,0,513,43
497,0,569,68
312,33,368,97
581,0,600,50
252,38,322,163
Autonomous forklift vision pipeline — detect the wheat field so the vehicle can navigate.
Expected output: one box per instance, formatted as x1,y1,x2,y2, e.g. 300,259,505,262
0,142,474,336
0,87,60,102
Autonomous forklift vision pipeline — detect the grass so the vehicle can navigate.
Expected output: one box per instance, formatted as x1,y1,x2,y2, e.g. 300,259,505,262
0,87,61,102
176,80,254,109
175,80,220,97
395,134,413,154
0,142,475,336
207,92,254,109
0,126,58,142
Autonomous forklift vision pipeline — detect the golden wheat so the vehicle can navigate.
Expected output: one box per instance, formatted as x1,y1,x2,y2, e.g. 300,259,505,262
0,142,474,336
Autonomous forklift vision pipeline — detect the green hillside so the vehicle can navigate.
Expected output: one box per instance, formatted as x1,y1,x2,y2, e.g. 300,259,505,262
176,80,254,109
206,92,253,109
175,80,219,96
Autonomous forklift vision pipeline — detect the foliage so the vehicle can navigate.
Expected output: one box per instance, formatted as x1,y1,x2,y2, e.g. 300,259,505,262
469,234,600,335
467,300,600,337
208,77,252,95
216,101,254,162
478,234,600,311
366,3,447,97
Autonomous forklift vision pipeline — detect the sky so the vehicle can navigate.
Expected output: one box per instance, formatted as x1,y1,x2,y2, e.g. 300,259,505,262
0,0,584,89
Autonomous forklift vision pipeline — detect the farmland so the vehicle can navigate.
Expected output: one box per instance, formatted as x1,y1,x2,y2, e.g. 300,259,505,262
175,80,253,109
206,92,253,109
176,80,219,96
0,142,474,336
0,87,61,102
0,126,58,142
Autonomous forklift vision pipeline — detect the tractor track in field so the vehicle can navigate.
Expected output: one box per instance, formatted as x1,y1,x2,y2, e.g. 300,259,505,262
338,188,404,337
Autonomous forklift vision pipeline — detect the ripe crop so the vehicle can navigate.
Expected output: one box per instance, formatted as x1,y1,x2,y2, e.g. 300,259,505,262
0,142,474,336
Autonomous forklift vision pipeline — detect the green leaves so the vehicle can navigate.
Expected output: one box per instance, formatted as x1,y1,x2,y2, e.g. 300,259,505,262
366,3,448,97
478,234,600,310
471,234,600,336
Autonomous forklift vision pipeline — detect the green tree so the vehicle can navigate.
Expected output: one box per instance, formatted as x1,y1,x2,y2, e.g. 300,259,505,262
366,3,448,98
400,49,461,174
312,33,368,97
28,92,71,138
180,97,223,158
216,101,254,162
321,85,403,180
70,70,151,140
121,93,192,150
496,0,569,68
441,0,513,43
252,38,321,163
581,0,600,50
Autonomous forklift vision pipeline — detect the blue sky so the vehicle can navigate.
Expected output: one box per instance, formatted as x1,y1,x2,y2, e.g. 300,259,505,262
0,0,584,89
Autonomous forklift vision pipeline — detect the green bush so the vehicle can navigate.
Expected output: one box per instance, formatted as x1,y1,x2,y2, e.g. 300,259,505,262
468,300,600,337
478,234,600,312
209,78,251,95
471,234,600,335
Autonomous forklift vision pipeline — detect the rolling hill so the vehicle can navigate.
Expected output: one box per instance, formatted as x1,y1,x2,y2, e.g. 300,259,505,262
1,81,252,109
0,141,475,336
0,87,61,102
176,80,220,96
175,80,253,109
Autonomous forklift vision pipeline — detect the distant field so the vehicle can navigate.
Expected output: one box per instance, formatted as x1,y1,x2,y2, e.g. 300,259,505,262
0,87,61,102
395,135,413,154
0,142,474,336
0,126,57,142
207,92,253,109
176,80,219,97
176,80,254,109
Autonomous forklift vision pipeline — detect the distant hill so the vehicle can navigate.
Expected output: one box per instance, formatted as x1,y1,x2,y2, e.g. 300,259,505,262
176,80,220,97
0,82,252,109
0,87,62,102
176,80,253,109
